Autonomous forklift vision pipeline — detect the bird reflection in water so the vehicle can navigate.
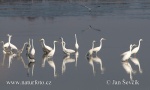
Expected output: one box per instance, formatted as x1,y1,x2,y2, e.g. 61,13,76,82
62,55,75,75
86,55,105,76
42,54,57,78
27,61,35,77
1,42,28,68
122,61,136,81
75,51,79,67
130,57,143,74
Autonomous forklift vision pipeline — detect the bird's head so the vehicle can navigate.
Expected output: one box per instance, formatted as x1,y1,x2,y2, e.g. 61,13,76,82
40,38,44,42
140,39,143,41
101,38,106,41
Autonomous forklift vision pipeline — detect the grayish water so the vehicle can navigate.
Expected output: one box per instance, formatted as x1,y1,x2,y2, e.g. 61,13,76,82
0,0,150,90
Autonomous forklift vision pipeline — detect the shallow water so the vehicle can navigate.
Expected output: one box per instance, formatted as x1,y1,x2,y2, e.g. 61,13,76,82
0,0,150,90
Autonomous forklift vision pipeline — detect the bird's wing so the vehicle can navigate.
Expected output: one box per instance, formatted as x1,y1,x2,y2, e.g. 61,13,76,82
121,51,129,56
10,43,18,50
45,45,52,51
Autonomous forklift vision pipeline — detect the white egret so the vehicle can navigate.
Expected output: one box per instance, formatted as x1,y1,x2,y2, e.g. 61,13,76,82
31,39,35,56
93,38,106,55
130,57,143,73
121,44,136,61
47,41,58,58
87,40,96,56
131,39,143,57
17,42,28,56
63,41,75,55
75,34,79,50
1,41,11,54
7,34,18,50
26,38,31,55
60,37,75,55
40,38,52,54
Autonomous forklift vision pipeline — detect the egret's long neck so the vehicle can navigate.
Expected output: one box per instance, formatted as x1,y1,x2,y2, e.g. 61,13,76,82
75,35,78,44
99,40,103,48
8,36,11,44
53,42,56,51
43,40,46,46
130,46,132,51
1,41,4,46
138,40,141,48
92,42,95,49
32,39,34,48
22,43,27,51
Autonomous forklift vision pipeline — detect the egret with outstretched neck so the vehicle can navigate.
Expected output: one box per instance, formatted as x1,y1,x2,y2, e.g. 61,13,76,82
75,34,79,50
87,40,96,56
40,38,52,54
93,38,106,55
131,39,143,57
122,44,136,61
47,41,58,58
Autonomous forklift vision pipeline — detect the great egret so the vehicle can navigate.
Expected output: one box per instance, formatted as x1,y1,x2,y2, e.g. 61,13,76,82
87,40,96,56
93,38,106,55
27,39,35,62
26,38,31,55
131,39,143,57
40,38,52,54
60,37,75,55
75,34,79,50
31,39,35,56
121,44,136,61
17,42,28,56
47,41,58,58
63,41,75,55
1,41,11,54
130,57,142,73
7,34,18,51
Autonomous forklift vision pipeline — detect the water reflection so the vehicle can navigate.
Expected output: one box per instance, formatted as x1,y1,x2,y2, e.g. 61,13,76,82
0,0,149,19
42,54,57,77
75,51,79,67
86,55,104,76
130,57,143,74
62,55,75,74
122,61,136,81
27,61,35,77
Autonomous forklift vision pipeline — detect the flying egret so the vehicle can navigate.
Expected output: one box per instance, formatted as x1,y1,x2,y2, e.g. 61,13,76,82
93,38,106,55
40,38,52,54
75,34,79,50
131,39,143,57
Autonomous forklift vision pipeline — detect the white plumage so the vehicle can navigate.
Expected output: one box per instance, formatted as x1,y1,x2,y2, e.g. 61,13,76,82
93,38,105,55
75,34,79,50
131,39,143,57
